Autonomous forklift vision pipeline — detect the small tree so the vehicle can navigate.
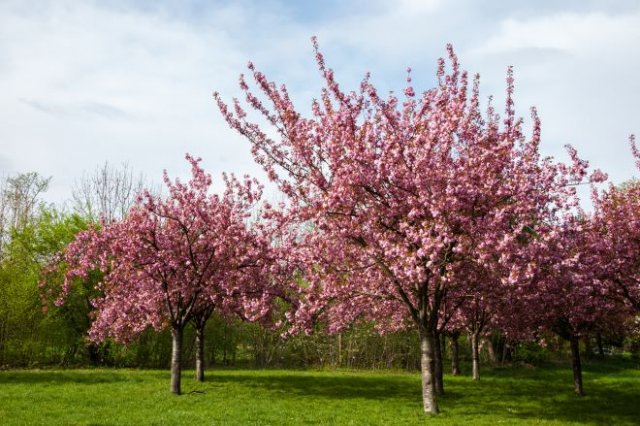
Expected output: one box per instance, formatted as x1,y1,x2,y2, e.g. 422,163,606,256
0,172,51,257
2,206,92,366
61,155,276,394
522,215,632,396
71,161,148,223
593,138,640,312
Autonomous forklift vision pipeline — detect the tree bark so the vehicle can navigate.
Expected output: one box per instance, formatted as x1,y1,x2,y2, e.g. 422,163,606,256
87,342,102,366
471,331,480,381
570,336,584,396
420,330,439,414
450,333,461,376
434,331,444,395
170,326,184,395
484,337,497,363
0,319,4,366
584,335,592,360
501,338,513,363
596,333,604,357
195,323,205,382
191,307,212,381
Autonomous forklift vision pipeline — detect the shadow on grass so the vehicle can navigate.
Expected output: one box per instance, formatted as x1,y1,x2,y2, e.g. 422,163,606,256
200,362,640,424
442,377,640,424
447,358,639,424
201,371,418,402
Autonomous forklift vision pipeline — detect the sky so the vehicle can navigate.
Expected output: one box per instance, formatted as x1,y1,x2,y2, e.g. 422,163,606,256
1,0,639,207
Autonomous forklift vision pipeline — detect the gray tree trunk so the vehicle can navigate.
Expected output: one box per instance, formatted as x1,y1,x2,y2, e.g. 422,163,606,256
471,332,480,381
570,336,584,396
434,332,444,395
170,326,184,395
420,330,439,414
450,333,461,375
195,323,205,382
484,337,497,363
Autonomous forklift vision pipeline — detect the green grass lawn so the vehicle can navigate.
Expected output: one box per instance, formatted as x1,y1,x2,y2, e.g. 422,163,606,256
0,359,638,425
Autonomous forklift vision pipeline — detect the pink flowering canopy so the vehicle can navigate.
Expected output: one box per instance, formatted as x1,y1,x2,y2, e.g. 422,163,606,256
61,155,278,343
592,135,640,312
529,214,630,339
216,39,607,337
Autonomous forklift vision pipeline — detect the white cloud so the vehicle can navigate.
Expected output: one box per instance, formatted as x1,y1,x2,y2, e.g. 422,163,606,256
0,0,639,210
466,9,640,189
0,1,258,203
476,12,640,54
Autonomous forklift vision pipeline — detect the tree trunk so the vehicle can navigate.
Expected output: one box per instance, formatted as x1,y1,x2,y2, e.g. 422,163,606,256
501,339,513,363
484,337,497,363
596,333,604,357
434,331,444,395
195,323,205,382
191,306,213,378
170,326,184,395
570,336,584,396
420,330,439,414
471,331,480,381
584,335,592,359
87,342,105,366
0,319,5,366
450,333,461,376
222,322,229,365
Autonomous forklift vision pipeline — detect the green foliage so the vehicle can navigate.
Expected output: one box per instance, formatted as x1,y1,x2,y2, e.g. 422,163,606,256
0,206,94,366
0,360,638,425
513,342,552,365
0,203,637,379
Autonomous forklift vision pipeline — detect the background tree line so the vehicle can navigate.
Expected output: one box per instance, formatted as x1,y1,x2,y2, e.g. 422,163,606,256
0,165,637,372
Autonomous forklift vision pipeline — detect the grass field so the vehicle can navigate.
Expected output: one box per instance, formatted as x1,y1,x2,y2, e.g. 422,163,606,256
0,358,638,425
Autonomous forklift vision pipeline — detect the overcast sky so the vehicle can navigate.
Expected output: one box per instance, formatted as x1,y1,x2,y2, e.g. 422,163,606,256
1,0,639,207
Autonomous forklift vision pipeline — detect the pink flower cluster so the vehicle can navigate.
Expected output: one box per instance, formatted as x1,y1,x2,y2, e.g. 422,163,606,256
60,155,285,343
